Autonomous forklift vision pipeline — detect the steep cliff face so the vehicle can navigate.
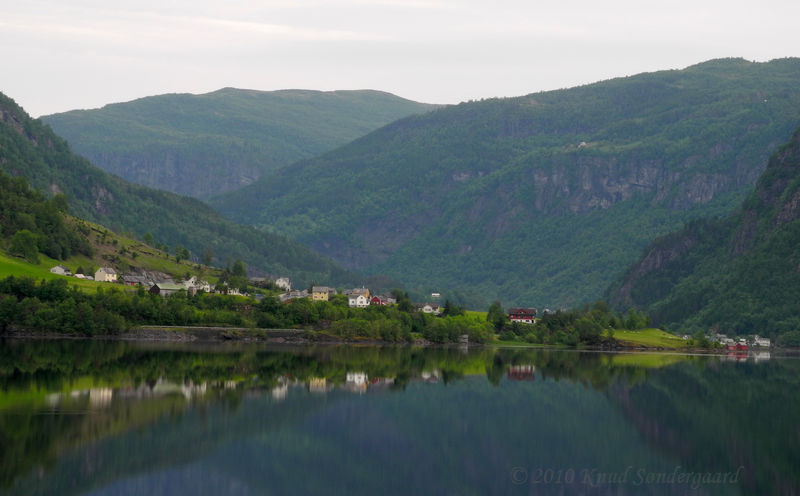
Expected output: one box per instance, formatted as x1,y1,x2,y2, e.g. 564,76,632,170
43,89,435,199
87,150,265,198
606,127,800,335
211,58,800,308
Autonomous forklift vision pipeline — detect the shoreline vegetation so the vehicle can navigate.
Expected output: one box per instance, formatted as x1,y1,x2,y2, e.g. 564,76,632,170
0,275,776,351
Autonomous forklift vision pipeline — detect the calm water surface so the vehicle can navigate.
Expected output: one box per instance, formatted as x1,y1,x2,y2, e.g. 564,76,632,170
0,340,797,495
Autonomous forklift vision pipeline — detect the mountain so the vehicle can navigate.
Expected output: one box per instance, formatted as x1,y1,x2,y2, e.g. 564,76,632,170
42,89,435,199
607,126,800,338
210,58,800,308
0,92,358,288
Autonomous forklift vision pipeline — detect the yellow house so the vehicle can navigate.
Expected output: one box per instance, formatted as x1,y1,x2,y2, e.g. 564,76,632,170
312,286,336,301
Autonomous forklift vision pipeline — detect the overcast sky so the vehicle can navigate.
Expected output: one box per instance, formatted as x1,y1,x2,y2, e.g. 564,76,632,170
2,0,799,117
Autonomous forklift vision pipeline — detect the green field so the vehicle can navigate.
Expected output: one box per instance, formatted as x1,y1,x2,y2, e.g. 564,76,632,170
464,310,488,321
612,328,689,349
0,252,107,291
0,215,225,294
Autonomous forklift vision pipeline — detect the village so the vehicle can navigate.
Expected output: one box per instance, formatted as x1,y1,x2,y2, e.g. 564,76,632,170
47,265,545,323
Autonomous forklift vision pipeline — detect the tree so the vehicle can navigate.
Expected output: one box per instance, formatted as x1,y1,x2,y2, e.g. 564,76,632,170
232,260,247,278
9,230,39,264
203,245,214,266
142,232,154,246
392,289,413,313
51,193,69,213
174,245,190,263
442,299,465,317
487,300,505,331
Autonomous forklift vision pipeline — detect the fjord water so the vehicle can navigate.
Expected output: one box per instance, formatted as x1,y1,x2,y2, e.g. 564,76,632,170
0,341,797,495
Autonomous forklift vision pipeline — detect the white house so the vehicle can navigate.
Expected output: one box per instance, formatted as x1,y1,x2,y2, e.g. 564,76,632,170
95,267,118,283
415,303,442,315
183,276,211,294
752,335,771,348
275,277,291,291
49,265,72,276
348,294,370,308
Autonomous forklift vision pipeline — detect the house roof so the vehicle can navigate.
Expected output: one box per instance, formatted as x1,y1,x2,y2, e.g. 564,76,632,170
508,308,537,315
152,283,185,291
97,267,117,274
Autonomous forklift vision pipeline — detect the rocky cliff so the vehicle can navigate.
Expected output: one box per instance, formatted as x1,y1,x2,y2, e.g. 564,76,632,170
606,126,800,336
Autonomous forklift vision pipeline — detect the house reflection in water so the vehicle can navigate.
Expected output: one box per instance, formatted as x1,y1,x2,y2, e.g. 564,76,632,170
309,377,331,394
343,372,368,394
43,378,210,411
752,351,771,363
420,370,440,383
507,365,535,381
271,377,289,401
89,388,113,408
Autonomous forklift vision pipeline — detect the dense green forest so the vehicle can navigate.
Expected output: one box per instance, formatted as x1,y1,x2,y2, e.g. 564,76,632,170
43,89,435,198
0,170,91,263
211,58,800,309
0,92,359,289
607,126,800,342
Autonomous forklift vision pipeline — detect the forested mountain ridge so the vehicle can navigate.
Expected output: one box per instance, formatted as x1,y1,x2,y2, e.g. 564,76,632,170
0,92,358,288
42,89,435,199
210,58,800,308
607,126,800,339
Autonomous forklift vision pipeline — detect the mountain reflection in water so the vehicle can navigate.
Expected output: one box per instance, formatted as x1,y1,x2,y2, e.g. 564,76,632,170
0,340,797,495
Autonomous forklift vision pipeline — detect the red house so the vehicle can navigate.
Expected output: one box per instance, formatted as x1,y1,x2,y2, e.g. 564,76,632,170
508,308,537,324
370,294,396,306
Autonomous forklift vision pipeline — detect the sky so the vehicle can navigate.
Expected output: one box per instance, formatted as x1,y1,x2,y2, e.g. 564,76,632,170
1,0,799,117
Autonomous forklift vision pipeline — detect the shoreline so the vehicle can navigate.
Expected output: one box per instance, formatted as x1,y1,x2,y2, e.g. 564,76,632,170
0,326,431,346
0,326,788,354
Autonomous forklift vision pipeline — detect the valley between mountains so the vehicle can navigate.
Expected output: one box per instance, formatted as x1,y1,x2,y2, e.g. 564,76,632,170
6,58,800,335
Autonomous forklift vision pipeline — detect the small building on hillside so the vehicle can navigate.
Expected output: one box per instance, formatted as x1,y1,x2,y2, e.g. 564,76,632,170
279,290,309,302
752,335,771,348
248,277,267,287
344,287,371,299
414,302,442,315
370,294,396,306
50,265,72,276
121,274,149,287
183,276,211,294
348,293,370,308
149,283,185,297
312,286,337,301
95,267,118,283
508,308,537,324
275,277,291,291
